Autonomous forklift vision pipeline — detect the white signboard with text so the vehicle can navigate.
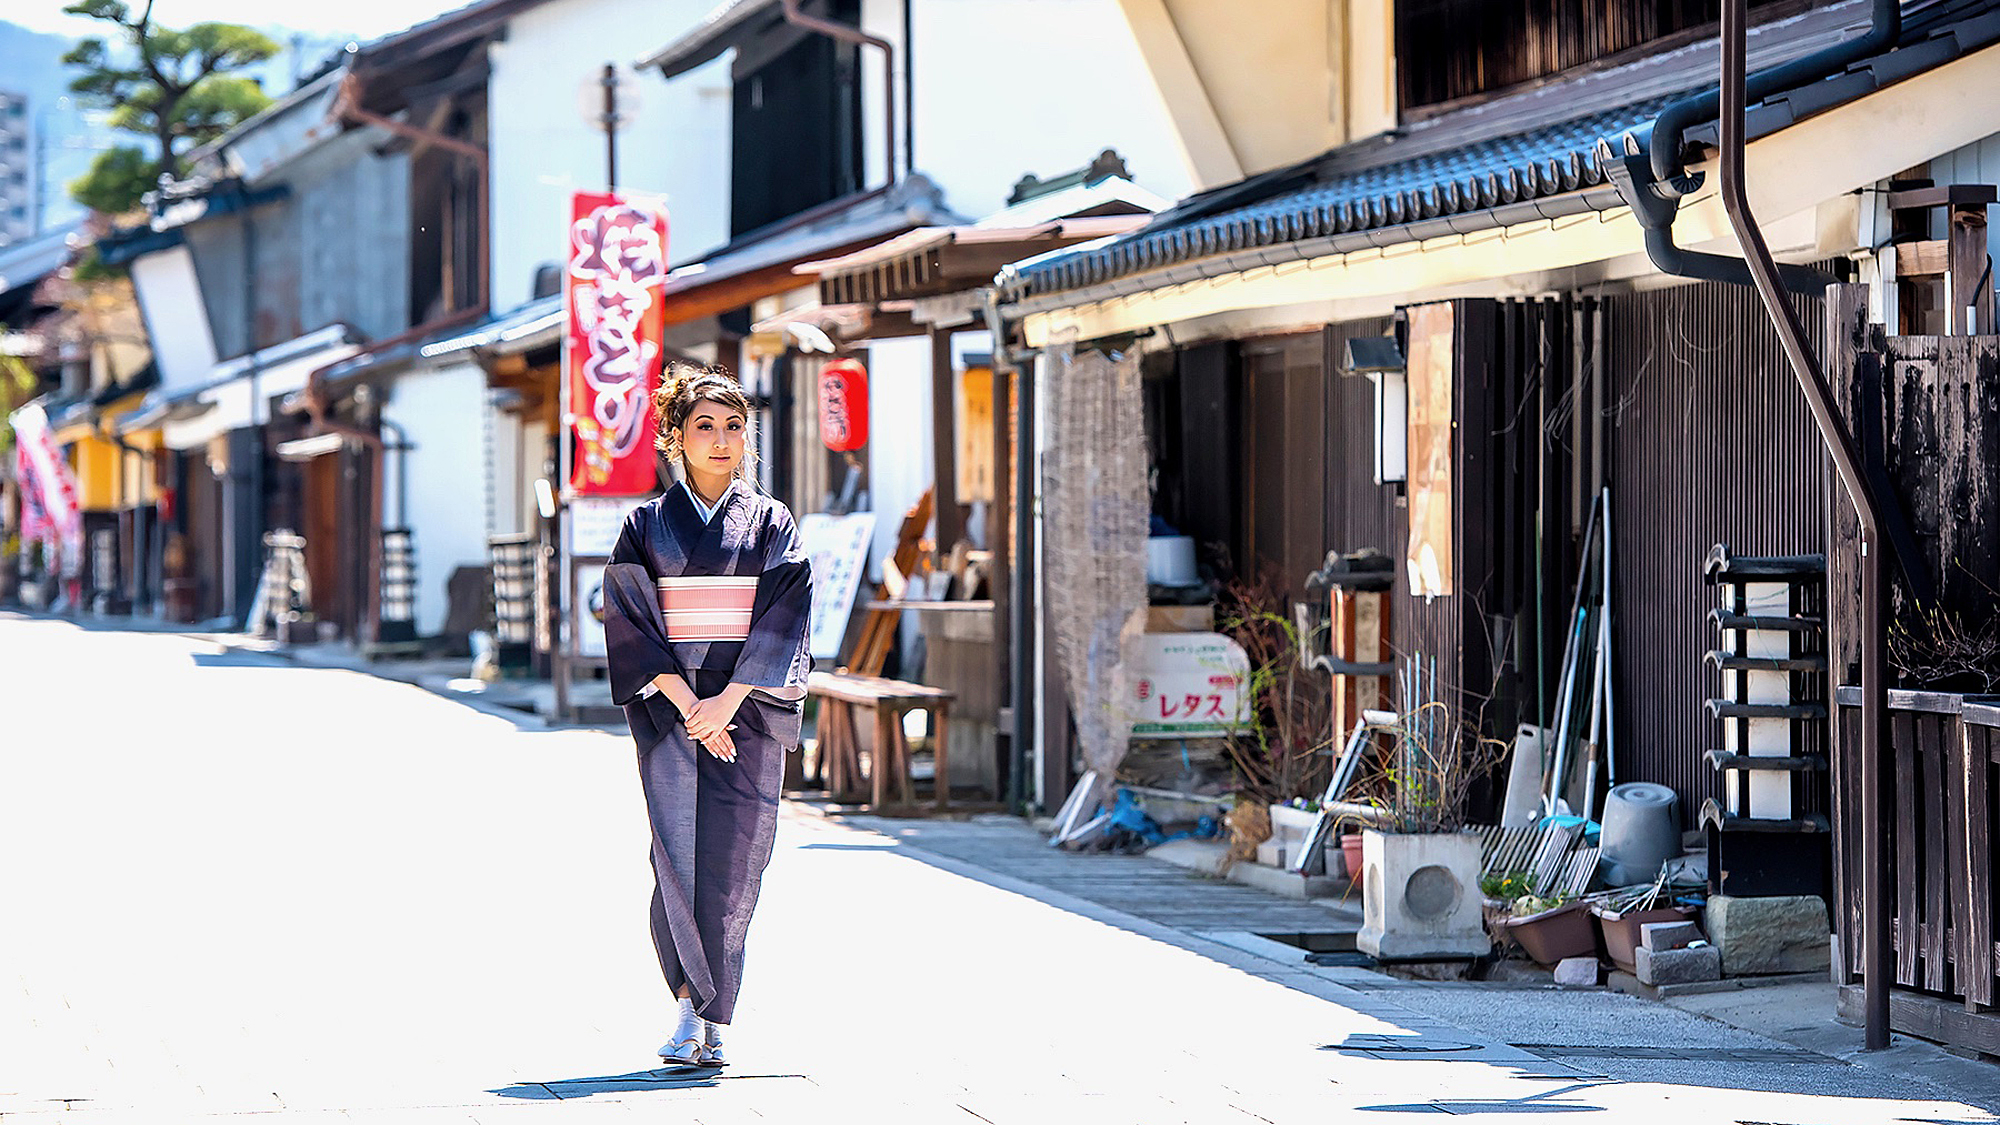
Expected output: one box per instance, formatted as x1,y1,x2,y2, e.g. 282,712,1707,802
1129,632,1252,738
799,512,874,659
568,495,647,558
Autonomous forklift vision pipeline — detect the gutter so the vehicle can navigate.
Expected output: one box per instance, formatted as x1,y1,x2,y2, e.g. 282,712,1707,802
999,186,1626,317
1599,0,1901,292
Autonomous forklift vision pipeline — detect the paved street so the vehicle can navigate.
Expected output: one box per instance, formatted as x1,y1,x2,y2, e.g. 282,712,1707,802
2,612,1996,1124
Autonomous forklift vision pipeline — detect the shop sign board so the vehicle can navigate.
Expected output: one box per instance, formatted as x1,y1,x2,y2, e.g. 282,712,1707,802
567,495,648,558
574,561,608,658
1129,632,1251,737
799,511,873,658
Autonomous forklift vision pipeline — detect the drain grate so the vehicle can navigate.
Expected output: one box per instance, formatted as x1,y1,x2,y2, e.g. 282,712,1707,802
1511,1044,1844,1065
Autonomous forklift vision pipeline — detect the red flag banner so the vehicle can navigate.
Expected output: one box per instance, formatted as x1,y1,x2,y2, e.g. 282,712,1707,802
565,191,670,495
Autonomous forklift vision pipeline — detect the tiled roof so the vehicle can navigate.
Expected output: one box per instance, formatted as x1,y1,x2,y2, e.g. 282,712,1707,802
1004,0,2000,304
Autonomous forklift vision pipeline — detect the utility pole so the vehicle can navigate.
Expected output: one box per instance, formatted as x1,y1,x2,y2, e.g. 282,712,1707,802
601,63,620,192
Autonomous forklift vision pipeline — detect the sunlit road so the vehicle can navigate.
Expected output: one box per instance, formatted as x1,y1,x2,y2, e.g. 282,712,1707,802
2,612,1994,1123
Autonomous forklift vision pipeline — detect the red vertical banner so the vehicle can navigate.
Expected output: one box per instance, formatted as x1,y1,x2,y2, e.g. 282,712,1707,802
565,191,670,495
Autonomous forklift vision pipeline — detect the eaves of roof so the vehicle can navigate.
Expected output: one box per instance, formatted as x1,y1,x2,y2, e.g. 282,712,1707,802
1004,0,2000,306
635,0,779,78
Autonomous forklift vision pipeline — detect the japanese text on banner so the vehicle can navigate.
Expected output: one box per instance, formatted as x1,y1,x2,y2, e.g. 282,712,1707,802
565,192,670,496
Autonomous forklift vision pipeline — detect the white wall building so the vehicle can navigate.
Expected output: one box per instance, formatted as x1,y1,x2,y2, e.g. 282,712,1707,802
486,0,736,314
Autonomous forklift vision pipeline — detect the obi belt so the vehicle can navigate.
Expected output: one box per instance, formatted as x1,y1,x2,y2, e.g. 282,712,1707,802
657,576,759,643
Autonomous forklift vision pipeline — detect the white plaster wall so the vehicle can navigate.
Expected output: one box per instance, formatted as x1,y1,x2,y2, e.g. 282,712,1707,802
864,335,932,581
859,0,1192,218
384,361,492,635
129,246,218,390
486,0,734,314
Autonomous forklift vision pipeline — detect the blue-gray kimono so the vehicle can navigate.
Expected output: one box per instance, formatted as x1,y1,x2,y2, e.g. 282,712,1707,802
604,478,812,1024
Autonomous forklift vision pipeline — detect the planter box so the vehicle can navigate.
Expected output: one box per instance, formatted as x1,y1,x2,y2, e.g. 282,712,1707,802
1502,901,1598,966
1593,904,1697,975
1262,803,1324,872
1357,829,1489,959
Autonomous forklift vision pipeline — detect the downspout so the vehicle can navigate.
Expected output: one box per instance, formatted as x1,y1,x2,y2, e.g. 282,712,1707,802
987,285,1030,815
780,0,899,185
1600,0,1901,292
1715,0,1893,1050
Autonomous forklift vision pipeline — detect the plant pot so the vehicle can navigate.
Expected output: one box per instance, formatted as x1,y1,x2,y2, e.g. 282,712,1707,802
1263,803,1322,871
1340,833,1365,878
1501,901,1598,966
1357,829,1489,959
1592,904,1698,974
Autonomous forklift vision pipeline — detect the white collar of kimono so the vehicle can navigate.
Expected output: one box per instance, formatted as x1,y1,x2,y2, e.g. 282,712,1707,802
680,477,743,524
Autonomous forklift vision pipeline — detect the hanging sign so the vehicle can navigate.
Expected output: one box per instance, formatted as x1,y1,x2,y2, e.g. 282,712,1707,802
1128,632,1251,738
817,358,869,451
565,191,670,495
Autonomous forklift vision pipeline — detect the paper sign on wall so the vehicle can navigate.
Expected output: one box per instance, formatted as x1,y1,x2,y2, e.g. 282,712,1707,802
1405,301,1455,598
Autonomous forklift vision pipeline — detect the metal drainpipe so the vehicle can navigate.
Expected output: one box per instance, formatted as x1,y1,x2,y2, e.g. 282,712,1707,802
987,286,1031,814
780,0,899,185
1716,0,1893,1051
1603,0,1900,293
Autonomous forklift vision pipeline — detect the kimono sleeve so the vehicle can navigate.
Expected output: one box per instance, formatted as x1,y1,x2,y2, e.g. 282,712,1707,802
732,504,813,691
603,509,679,705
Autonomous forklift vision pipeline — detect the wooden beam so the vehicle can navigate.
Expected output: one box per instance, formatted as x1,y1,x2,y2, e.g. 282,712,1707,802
1893,239,1948,278
1886,184,1997,211
1114,0,1246,189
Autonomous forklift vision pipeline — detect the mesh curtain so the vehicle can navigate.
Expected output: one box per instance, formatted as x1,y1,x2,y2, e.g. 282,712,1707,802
1044,344,1150,781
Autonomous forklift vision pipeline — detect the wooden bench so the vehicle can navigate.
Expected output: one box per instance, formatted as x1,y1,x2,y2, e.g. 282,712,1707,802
808,671,954,811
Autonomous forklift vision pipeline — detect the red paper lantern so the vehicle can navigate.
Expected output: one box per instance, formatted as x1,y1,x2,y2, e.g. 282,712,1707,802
817,358,870,452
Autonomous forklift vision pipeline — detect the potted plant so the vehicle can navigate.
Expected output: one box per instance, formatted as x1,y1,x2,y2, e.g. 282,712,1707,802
1499,891,1598,966
1217,576,1334,870
1591,877,1701,974
1351,675,1505,959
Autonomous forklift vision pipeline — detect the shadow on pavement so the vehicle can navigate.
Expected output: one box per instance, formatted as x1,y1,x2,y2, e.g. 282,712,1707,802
492,1066,722,1098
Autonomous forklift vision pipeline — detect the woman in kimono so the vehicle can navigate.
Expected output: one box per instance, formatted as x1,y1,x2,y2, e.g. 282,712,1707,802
602,365,812,1068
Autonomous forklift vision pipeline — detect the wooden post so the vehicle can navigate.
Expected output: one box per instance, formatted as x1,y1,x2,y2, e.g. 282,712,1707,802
873,703,895,810
1948,202,1993,336
933,702,952,812
930,328,963,549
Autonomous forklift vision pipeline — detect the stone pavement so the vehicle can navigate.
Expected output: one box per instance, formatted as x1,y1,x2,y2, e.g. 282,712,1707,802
3,610,1996,1123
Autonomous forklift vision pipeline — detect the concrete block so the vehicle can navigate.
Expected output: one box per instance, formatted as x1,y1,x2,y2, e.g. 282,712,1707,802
1707,894,1831,975
1356,830,1489,959
1635,944,1722,986
1554,956,1600,987
1255,840,1285,869
1640,920,1704,952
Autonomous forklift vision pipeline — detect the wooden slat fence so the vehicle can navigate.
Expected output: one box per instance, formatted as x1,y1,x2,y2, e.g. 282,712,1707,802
1834,691,2000,1011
